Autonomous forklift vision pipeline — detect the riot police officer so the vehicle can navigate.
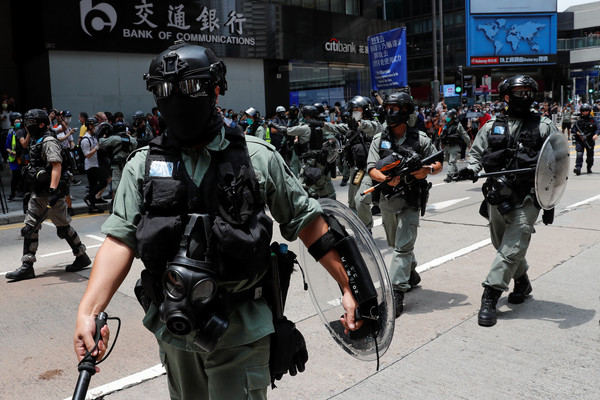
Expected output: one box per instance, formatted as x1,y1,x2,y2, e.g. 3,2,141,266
6,109,90,281
243,107,267,141
322,95,384,228
571,103,598,175
440,109,470,182
131,110,155,147
366,92,442,317
454,75,559,327
74,41,365,399
98,121,137,200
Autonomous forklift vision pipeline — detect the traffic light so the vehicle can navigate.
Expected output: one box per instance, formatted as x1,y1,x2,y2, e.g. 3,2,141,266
463,74,474,97
455,67,463,94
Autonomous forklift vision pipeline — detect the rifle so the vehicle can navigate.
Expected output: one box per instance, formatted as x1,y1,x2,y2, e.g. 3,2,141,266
573,122,593,150
361,150,444,196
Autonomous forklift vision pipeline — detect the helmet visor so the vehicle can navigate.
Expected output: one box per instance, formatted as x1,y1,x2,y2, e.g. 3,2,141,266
511,89,535,99
149,78,210,100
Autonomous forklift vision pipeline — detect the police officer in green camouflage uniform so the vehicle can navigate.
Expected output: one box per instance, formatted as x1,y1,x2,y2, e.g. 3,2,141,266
6,109,90,281
98,121,137,200
454,75,559,327
74,42,363,400
367,93,442,317
322,95,384,228
272,105,337,199
440,109,470,182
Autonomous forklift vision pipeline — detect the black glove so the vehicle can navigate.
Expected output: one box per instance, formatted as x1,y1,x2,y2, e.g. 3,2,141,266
306,118,324,128
348,117,359,131
370,89,379,97
288,328,308,376
453,167,475,182
48,188,61,207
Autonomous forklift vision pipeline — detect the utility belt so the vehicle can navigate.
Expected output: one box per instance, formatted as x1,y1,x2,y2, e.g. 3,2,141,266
381,179,432,216
26,165,68,195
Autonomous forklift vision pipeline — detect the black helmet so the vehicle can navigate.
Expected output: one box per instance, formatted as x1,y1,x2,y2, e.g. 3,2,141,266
447,109,457,119
580,103,592,112
132,110,145,120
498,75,538,96
347,95,374,119
24,109,49,130
9,112,22,125
145,40,227,98
313,103,325,114
85,117,98,128
288,105,299,118
113,121,127,133
301,105,319,119
383,92,414,127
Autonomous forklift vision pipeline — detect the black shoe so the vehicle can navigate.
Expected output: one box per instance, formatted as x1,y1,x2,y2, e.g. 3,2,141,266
6,263,35,281
507,274,532,304
371,205,381,216
587,166,592,174
478,286,502,327
8,195,15,201
574,168,581,176
393,289,404,318
67,208,74,216
66,253,91,272
340,180,348,187
84,195,95,207
94,197,108,204
103,193,112,200
409,270,421,289
443,176,452,183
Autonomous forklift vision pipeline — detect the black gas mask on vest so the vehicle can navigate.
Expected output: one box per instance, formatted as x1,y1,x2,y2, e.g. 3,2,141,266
145,41,227,146
159,214,229,352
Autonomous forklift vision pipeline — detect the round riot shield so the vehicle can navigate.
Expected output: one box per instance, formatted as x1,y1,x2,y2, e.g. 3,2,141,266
535,133,570,210
299,199,394,361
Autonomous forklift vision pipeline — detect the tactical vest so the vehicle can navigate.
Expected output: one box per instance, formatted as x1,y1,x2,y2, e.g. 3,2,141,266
441,123,460,145
575,116,596,139
28,131,68,195
378,126,424,205
111,132,134,169
482,114,544,201
135,127,273,286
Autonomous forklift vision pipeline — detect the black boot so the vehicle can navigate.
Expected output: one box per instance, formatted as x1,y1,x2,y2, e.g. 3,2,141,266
507,273,532,304
371,205,381,216
587,165,592,174
409,270,421,289
6,263,35,281
478,286,502,327
574,168,581,176
393,289,404,318
66,253,91,272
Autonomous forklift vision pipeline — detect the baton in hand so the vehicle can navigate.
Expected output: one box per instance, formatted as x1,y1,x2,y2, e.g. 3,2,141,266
72,312,108,400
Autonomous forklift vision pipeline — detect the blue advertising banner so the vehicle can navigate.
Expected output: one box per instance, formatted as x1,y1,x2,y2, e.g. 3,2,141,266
465,0,557,67
367,27,407,90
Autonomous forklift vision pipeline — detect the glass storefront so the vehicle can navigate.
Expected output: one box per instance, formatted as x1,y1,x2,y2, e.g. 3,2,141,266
288,60,370,107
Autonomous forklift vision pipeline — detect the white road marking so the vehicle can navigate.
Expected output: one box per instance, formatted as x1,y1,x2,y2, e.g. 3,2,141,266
417,238,492,274
62,364,166,400
427,197,470,211
38,235,105,258
565,194,600,211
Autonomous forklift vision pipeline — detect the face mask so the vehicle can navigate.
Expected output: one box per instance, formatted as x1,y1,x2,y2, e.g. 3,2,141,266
157,92,218,146
445,117,451,123
246,118,254,126
508,95,534,117
352,111,363,121
15,122,21,129
65,117,72,124
2,103,7,110
385,109,410,127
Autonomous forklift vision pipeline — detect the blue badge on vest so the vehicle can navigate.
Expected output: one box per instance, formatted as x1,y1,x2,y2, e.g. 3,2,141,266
149,160,174,177
381,140,392,149
493,126,506,135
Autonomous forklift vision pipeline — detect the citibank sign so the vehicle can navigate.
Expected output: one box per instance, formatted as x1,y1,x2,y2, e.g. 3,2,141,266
323,38,368,54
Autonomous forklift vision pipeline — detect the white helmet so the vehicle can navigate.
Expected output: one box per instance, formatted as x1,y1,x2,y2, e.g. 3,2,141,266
275,106,286,113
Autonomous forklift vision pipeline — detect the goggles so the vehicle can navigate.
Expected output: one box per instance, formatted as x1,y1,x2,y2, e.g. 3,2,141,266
148,78,211,99
511,90,535,99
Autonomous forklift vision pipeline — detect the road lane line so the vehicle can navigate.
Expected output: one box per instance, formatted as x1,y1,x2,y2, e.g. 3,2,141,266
39,244,102,258
427,197,470,211
416,238,492,274
86,234,106,242
565,194,600,211
62,364,166,400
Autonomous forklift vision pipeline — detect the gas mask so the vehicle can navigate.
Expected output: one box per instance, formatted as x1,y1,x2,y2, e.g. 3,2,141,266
159,214,229,352
507,89,535,117
26,123,47,140
352,110,363,121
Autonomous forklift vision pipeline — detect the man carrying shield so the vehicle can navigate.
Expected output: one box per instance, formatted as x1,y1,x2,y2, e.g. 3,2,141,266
454,75,562,327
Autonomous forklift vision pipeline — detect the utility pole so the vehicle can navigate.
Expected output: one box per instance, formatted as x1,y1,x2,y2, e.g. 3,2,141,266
439,0,444,87
432,0,439,106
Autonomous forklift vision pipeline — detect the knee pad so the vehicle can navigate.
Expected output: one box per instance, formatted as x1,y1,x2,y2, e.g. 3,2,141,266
56,225,73,239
